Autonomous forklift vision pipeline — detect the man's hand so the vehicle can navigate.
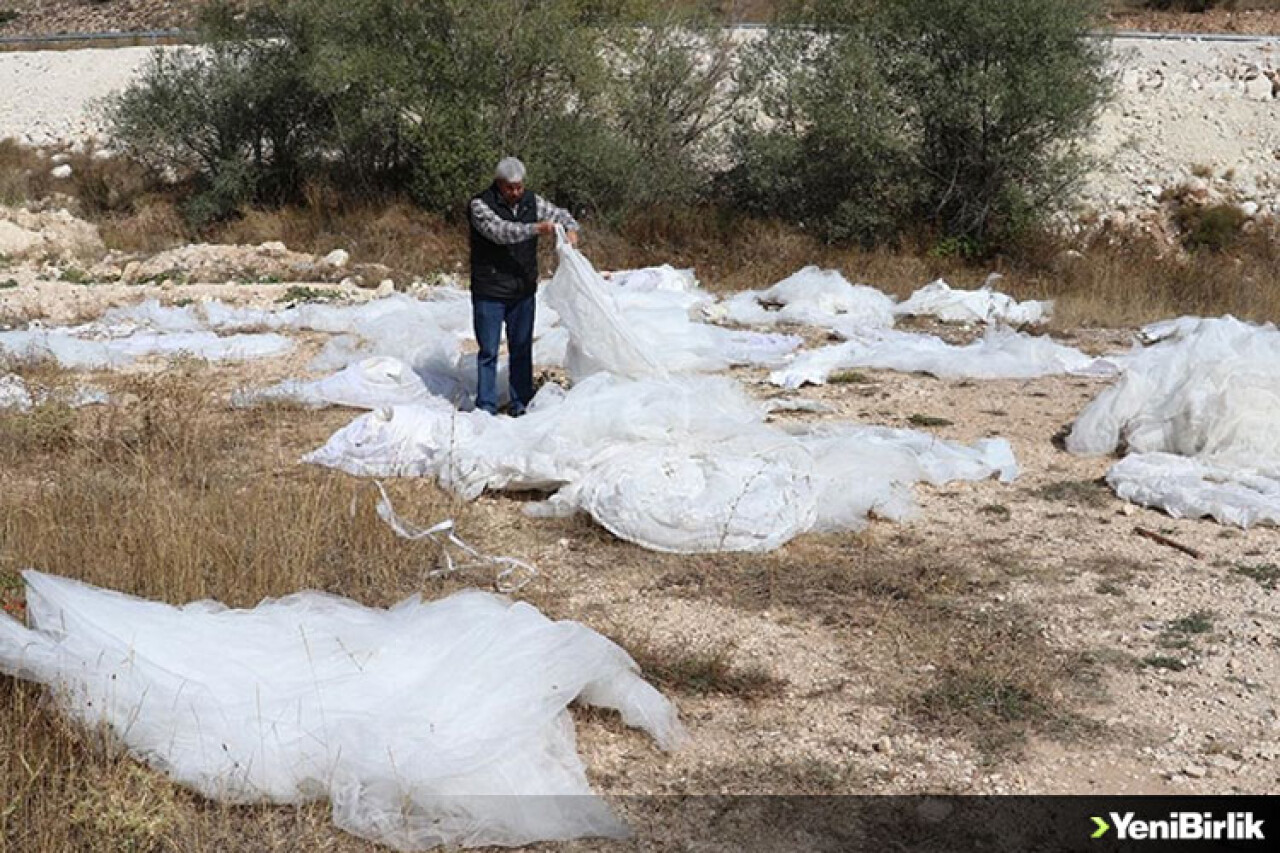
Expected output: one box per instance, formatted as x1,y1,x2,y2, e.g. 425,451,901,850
567,229,580,247
534,220,555,237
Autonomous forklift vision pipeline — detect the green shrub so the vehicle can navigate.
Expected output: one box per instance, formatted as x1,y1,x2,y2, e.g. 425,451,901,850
107,0,748,227
1177,203,1247,253
732,0,1111,251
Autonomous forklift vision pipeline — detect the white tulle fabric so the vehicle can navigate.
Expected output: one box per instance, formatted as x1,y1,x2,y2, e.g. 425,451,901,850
769,326,1108,387
0,572,683,849
307,234,1020,553
1067,316,1280,527
893,279,1052,326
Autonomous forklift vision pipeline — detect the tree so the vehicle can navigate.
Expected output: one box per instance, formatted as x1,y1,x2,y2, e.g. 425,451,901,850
731,0,1111,250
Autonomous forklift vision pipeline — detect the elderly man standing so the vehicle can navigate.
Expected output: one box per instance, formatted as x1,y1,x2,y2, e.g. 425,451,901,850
468,156,580,416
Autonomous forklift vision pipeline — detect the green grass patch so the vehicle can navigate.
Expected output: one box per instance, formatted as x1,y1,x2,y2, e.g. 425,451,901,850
1234,563,1280,591
1166,609,1213,635
1141,655,1187,672
907,413,953,428
276,285,341,305
829,370,874,385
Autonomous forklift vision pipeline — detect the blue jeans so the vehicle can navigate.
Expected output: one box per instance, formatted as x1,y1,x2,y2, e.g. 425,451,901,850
472,294,536,415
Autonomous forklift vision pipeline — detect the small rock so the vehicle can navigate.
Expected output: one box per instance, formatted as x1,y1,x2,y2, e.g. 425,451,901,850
1240,201,1259,218
50,164,72,180
1245,75,1273,100
874,736,894,755
374,279,396,297
323,249,350,268
1182,764,1207,779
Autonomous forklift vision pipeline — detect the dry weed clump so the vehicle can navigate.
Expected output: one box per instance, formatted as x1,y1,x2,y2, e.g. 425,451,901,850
0,138,57,205
1020,219,1280,327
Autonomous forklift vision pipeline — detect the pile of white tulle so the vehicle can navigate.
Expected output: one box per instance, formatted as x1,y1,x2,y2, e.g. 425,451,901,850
304,234,1021,553
1067,316,1280,526
0,571,684,849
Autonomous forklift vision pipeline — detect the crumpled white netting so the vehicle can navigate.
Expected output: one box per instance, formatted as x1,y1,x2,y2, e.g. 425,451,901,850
769,326,1111,387
1067,316,1280,527
893,278,1052,326
0,324,293,368
717,266,897,337
0,373,109,411
0,571,683,850
307,233,1021,553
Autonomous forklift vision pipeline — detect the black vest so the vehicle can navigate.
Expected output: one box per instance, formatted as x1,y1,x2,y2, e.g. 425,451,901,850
469,183,539,300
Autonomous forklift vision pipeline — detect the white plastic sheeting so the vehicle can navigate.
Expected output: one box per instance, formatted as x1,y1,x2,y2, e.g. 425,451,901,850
1067,316,1280,526
719,266,897,337
769,327,1103,388
0,571,684,849
0,326,293,368
1107,453,1280,528
895,279,1052,326
0,373,33,410
232,357,438,410
308,340,1019,553
0,373,108,411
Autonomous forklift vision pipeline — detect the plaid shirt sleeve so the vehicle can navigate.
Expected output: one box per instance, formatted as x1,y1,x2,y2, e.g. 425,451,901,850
535,195,580,232
469,198,538,245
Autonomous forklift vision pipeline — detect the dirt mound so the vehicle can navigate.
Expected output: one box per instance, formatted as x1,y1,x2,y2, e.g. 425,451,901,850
81,239,366,285
0,205,104,264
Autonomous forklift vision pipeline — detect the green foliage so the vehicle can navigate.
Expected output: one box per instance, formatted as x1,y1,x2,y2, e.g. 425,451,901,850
276,285,342,304
107,0,748,226
1177,203,1247,253
732,0,1110,250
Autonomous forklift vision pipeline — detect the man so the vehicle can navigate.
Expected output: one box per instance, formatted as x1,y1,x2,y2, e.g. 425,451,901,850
468,156,580,416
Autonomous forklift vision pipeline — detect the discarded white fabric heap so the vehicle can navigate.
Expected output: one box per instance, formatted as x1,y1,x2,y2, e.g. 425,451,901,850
232,356,438,410
543,241,799,379
1067,316,1280,526
894,278,1052,326
307,373,1018,552
0,373,108,411
769,327,1105,387
719,266,897,337
308,235,1020,553
0,571,684,849
0,324,293,369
